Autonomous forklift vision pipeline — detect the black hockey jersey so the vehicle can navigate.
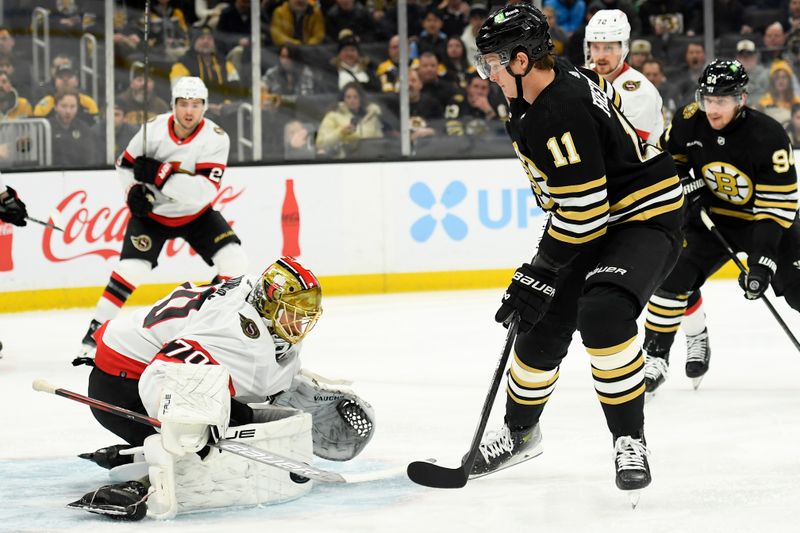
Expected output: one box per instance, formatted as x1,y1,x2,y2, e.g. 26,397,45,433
660,103,798,236
507,59,683,268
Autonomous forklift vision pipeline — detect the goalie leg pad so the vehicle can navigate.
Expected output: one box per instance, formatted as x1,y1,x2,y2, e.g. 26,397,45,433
145,407,314,516
272,371,375,461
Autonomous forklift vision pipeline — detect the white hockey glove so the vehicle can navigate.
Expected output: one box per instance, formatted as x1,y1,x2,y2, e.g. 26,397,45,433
156,364,231,457
272,370,375,461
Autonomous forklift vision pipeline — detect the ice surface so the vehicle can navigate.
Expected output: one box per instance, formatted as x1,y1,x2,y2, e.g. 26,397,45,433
2,280,800,532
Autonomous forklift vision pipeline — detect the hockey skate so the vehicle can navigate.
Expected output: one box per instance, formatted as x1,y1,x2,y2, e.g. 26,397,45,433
469,422,542,479
684,328,710,390
67,480,149,521
643,353,669,398
613,434,651,508
73,319,101,366
78,444,135,470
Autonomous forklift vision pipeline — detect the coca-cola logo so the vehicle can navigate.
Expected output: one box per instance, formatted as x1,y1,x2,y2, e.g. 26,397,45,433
43,186,243,263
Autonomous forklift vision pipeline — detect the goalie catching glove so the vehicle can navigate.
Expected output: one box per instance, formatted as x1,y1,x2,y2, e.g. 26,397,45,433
272,371,375,461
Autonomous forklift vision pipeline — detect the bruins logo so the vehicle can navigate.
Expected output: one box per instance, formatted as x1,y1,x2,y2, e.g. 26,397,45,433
683,102,699,119
622,80,641,91
239,313,260,339
130,234,152,252
701,161,753,205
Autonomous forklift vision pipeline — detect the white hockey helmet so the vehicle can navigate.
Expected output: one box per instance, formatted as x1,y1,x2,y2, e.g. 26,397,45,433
171,76,208,112
584,9,631,68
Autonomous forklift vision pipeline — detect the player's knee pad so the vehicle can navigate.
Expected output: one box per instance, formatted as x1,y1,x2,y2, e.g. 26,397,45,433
577,285,638,349
115,258,152,288
514,321,574,370
144,406,314,519
272,370,375,461
211,243,248,278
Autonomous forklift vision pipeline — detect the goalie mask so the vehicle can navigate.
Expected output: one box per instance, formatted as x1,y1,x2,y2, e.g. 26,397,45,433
252,257,322,344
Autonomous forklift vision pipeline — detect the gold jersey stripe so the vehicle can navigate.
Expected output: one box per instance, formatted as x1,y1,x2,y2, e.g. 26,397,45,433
672,154,689,163
597,383,645,405
646,303,686,317
513,353,550,374
614,196,684,223
754,199,798,209
585,335,637,356
591,354,644,380
557,202,610,221
548,175,607,196
712,207,794,228
510,368,560,388
755,183,798,193
547,225,607,244
645,322,680,333
507,387,551,406
609,176,680,213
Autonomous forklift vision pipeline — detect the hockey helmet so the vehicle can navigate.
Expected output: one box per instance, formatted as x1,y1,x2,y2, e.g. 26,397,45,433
171,76,209,112
695,59,749,110
252,257,322,344
584,9,631,67
474,4,553,79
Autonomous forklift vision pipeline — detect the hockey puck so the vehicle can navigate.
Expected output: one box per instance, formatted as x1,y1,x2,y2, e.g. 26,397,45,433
290,472,310,484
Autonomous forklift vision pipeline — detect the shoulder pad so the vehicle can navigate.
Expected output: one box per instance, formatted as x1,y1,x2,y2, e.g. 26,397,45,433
621,80,641,92
682,102,699,119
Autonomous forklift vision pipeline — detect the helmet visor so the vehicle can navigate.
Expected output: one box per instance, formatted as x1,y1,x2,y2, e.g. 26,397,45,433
475,51,511,79
695,90,742,112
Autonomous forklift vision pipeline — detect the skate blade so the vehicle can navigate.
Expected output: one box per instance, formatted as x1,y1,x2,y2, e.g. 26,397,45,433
468,444,543,480
691,376,704,390
628,490,641,509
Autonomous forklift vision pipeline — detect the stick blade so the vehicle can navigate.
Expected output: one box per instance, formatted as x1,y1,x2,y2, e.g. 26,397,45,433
407,460,468,489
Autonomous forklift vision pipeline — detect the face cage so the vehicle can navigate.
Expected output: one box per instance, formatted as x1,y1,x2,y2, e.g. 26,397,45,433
695,90,744,112
475,49,512,79
271,300,321,344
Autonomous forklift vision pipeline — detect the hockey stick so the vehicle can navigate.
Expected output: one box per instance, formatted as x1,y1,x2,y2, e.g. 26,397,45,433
25,216,64,232
699,208,800,352
32,379,387,484
407,313,519,488
141,0,151,155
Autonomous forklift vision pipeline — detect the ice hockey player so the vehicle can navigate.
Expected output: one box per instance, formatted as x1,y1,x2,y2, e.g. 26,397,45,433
75,76,248,365
0,172,28,359
584,9,664,143
472,4,684,497
643,59,800,392
69,257,375,520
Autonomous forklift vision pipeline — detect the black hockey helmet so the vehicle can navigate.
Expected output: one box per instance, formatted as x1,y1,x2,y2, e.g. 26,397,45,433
697,59,749,97
474,4,554,79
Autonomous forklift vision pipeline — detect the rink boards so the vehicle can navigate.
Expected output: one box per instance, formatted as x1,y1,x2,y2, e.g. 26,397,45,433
0,159,741,312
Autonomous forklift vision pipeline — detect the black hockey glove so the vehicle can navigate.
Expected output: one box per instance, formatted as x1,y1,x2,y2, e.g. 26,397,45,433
0,186,28,226
495,263,557,332
126,184,155,218
133,156,173,189
738,256,777,300
680,173,708,224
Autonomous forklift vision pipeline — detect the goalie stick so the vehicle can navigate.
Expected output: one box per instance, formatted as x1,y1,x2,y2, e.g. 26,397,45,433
699,209,800,352
32,379,399,484
406,313,519,488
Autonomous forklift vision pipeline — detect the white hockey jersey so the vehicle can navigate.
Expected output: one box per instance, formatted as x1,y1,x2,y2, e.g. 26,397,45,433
94,276,301,417
116,112,230,227
609,63,664,143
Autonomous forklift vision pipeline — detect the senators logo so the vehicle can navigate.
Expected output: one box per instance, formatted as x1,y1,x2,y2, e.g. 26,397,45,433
130,234,152,251
622,80,641,91
239,313,260,339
